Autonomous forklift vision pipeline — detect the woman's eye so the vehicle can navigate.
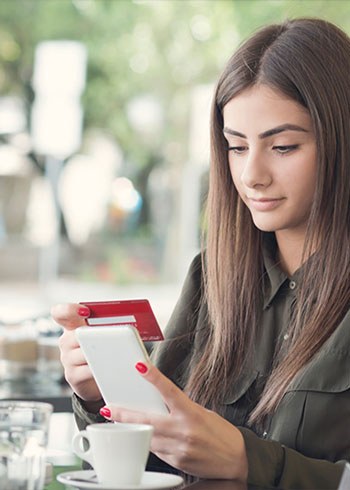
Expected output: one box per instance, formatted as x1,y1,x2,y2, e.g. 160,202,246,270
273,144,299,154
228,146,247,154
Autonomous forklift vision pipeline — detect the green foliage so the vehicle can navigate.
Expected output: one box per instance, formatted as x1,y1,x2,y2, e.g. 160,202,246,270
0,0,349,182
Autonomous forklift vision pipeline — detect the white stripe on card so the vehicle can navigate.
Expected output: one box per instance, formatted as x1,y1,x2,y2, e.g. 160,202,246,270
87,315,136,326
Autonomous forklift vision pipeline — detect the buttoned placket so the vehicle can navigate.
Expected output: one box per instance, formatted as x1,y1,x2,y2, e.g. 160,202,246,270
261,282,298,441
261,416,273,440
283,280,298,341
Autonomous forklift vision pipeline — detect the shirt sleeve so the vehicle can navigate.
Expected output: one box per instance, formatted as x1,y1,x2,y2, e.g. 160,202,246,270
239,427,345,489
72,393,106,431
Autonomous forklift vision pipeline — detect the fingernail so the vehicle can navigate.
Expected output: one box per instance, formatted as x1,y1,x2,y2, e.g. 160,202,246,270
135,362,148,374
78,307,90,317
100,407,111,418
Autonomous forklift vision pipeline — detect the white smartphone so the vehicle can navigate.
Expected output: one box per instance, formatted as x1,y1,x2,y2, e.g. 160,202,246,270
76,325,169,415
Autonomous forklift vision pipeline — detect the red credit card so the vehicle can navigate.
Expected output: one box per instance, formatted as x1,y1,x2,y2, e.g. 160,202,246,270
79,299,164,342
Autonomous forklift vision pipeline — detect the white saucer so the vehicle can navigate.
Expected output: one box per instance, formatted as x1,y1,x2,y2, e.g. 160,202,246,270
57,469,184,490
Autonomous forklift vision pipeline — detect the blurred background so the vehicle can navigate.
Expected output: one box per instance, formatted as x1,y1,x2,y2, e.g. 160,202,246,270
0,0,349,466
0,0,349,325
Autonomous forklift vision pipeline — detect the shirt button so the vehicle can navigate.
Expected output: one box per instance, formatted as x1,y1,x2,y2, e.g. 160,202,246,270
289,280,296,290
283,334,289,341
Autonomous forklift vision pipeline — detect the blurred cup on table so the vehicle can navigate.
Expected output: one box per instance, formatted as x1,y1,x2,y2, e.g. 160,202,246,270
0,318,63,384
0,401,53,490
0,324,38,381
72,423,154,486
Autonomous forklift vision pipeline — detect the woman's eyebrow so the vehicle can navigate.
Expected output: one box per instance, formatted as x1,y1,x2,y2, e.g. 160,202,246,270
223,123,309,139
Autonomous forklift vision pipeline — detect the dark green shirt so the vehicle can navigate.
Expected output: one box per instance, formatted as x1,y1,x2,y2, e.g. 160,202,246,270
73,253,349,489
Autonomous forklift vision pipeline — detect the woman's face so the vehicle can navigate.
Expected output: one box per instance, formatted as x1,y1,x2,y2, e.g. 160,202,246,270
223,84,317,242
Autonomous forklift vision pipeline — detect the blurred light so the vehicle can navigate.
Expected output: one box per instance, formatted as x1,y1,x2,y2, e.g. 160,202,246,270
111,177,142,212
133,22,153,44
26,176,58,246
31,41,87,158
31,98,84,159
129,53,149,74
32,41,87,96
0,145,29,176
188,84,213,166
0,96,26,135
190,15,211,42
126,94,163,136
84,129,123,167
130,23,154,74
58,134,122,246
59,155,111,245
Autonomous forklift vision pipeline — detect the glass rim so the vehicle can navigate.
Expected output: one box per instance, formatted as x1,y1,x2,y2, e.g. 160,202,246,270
0,400,53,411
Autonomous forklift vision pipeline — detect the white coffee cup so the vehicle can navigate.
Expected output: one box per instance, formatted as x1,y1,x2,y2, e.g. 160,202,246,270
72,423,154,486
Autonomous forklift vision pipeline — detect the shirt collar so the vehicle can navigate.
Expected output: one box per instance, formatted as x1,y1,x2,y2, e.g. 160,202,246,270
262,246,287,309
262,234,301,309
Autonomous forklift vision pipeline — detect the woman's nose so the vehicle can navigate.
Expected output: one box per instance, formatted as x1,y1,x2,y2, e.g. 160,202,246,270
241,151,272,189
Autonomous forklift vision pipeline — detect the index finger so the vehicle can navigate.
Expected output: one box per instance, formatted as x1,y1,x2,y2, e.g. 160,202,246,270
51,303,90,331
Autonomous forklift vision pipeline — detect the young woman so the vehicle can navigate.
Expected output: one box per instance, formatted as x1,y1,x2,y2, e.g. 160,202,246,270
54,18,350,489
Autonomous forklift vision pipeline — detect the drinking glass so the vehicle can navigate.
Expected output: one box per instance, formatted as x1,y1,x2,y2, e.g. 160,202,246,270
0,401,53,490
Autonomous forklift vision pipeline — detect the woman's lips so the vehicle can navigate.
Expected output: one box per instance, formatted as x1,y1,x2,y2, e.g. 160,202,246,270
248,197,285,211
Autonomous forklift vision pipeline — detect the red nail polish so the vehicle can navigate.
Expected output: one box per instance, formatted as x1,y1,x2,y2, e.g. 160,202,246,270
135,362,148,374
100,407,111,418
78,307,90,317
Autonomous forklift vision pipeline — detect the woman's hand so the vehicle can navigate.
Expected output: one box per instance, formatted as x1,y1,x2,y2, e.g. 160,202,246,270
52,303,103,409
100,362,248,482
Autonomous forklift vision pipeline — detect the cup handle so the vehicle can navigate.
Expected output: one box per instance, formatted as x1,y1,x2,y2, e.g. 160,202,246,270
72,430,94,467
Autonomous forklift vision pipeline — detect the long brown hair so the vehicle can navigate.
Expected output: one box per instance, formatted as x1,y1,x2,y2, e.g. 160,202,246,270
184,18,350,424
